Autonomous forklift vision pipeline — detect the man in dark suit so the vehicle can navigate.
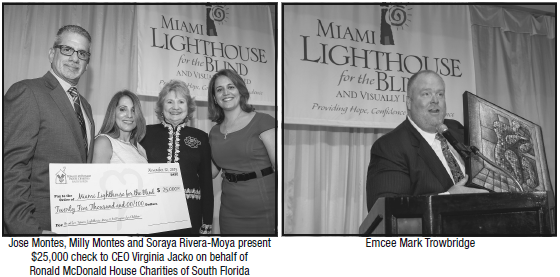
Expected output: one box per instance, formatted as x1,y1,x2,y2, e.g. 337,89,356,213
366,70,487,211
3,25,95,234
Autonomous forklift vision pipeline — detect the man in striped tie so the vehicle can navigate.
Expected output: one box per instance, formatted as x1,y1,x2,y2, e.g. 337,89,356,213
366,70,487,211
4,25,95,234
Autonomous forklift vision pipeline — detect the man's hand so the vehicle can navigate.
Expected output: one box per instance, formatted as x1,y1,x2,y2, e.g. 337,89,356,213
447,175,489,194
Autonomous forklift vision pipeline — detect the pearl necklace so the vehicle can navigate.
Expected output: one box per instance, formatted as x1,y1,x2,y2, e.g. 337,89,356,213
223,112,243,139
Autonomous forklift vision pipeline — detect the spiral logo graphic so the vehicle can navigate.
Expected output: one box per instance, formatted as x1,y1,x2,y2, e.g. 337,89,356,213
379,5,412,45
386,5,407,27
210,5,227,23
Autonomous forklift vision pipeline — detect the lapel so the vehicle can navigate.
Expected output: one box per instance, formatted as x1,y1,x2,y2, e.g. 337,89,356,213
404,118,454,191
43,71,87,162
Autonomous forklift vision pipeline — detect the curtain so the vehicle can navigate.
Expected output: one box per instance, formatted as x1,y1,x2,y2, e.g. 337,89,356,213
284,125,389,234
470,5,556,192
284,5,555,234
2,5,276,234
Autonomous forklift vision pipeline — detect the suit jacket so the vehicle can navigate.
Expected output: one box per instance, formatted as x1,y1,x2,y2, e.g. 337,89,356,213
366,118,465,211
3,71,95,234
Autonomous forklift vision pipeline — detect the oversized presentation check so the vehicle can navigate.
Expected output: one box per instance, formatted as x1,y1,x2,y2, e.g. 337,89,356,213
49,163,191,234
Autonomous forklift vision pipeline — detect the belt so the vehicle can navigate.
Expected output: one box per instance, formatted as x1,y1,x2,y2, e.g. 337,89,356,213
224,167,274,183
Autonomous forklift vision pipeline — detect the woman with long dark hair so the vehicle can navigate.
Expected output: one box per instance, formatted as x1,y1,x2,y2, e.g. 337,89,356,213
92,90,147,163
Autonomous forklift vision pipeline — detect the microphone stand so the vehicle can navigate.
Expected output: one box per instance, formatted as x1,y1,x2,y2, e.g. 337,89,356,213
466,146,524,192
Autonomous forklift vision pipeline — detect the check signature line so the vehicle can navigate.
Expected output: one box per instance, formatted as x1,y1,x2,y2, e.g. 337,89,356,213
148,219,190,226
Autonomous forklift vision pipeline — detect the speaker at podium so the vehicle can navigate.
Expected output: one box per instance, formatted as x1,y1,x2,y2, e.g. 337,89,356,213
362,92,556,235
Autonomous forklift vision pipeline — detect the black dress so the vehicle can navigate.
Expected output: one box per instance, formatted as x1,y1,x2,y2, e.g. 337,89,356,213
141,121,213,235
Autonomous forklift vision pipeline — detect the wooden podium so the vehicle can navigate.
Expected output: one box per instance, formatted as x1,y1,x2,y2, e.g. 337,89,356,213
360,191,556,235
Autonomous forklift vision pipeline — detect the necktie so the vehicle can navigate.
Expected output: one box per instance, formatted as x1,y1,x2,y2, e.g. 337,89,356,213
68,87,88,155
436,133,464,183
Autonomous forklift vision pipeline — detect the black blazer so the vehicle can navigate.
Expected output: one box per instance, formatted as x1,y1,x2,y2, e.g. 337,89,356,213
3,72,95,233
366,118,465,211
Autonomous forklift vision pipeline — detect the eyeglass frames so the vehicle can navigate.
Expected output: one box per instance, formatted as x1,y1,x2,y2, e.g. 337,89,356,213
53,45,90,61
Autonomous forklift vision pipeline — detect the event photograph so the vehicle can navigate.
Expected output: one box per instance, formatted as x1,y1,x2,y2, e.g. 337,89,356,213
283,4,555,235
3,4,277,235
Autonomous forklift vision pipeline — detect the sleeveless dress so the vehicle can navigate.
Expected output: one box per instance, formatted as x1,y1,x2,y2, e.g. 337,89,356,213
96,134,147,163
209,113,276,234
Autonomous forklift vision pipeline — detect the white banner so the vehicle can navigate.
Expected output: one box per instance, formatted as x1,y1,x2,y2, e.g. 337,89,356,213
284,5,476,128
137,5,275,106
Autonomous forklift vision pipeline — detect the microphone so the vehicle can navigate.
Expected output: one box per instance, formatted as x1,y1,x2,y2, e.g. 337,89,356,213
436,124,471,159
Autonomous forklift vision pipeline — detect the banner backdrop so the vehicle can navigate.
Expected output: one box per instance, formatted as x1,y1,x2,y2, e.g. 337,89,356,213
284,5,476,128
137,5,275,105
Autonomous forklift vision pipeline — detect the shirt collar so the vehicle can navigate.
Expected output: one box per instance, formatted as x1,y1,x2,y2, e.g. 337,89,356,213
407,116,437,146
50,69,74,93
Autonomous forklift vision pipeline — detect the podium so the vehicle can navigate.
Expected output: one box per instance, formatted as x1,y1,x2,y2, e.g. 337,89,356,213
360,191,555,235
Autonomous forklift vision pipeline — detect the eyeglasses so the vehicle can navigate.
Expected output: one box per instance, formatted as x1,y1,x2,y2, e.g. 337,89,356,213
53,45,91,61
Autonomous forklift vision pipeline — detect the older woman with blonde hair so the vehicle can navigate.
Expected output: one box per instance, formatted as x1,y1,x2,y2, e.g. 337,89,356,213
140,80,213,235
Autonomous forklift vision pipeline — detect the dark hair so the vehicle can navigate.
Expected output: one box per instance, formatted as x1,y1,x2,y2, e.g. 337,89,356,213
98,90,146,146
53,25,92,47
406,69,443,95
155,80,196,123
207,69,254,124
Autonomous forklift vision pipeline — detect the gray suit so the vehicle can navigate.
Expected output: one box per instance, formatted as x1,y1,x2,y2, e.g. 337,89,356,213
3,71,95,234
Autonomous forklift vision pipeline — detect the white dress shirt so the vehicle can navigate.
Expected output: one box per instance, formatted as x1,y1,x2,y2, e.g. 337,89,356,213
407,116,466,185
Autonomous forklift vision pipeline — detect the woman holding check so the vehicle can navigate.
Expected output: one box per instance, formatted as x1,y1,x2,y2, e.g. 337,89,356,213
140,80,213,235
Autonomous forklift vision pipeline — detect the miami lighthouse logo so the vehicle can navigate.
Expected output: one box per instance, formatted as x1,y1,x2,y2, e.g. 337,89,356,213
380,5,412,45
206,5,229,36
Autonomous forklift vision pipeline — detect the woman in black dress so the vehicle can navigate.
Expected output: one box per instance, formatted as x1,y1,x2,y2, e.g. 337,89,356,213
141,80,213,235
